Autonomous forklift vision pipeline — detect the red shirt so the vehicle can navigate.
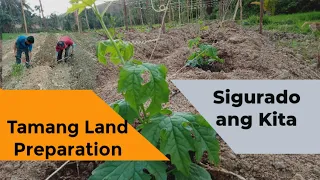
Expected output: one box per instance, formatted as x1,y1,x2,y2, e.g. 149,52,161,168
56,36,74,52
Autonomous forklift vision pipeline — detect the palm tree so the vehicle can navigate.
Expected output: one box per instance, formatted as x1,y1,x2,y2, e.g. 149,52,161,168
34,5,42,27
38,0,47,30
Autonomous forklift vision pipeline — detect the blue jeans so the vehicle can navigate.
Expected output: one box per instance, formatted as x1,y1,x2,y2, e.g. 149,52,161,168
57,45,71,61
16,48,30,64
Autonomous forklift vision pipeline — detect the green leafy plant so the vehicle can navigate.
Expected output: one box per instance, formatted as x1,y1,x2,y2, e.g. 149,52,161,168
188,37,201,49
186,38,224,68
201,26,209,31
67,1,220,179
197,20,209,35
11,63,24,77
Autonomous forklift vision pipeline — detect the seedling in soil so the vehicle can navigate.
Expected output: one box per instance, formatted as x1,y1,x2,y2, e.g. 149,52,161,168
67,1,220,179
11,64,24,77
186,38,224,71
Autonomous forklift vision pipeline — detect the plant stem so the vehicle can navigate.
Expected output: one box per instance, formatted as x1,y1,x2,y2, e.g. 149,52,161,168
92,4,125,65
141,105,148,120
167,168,177,174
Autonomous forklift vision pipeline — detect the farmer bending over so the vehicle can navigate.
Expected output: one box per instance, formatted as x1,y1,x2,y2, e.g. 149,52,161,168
56,36,74,62
14,35,34,68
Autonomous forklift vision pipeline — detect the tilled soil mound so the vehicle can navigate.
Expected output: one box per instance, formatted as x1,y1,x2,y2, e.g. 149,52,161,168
88,22,320,180
120,21,320,180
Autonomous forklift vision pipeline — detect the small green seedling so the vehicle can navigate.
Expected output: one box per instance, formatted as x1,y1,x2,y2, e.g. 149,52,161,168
11,63,24,77
186,38,224,68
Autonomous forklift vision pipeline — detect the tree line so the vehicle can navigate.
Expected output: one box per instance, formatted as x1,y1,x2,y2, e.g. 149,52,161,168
0,0,318,34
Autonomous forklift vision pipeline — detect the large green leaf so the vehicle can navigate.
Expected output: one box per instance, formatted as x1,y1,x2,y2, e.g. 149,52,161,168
110,99,139,124
159,114,195,177
118,62,169,114
119,41,134,61
145,161,168,180
189,115,220,166
141,63,169,116
198,44,224,63
141,113,195,176
141,114,167,146
67,0,95,15
118,63,146,112
96,41,110,65
188,37,201,48
66,3,87,14
173,163,211,180
107,42,122,65
141,112,220,175
96,40,134,65
88,161,167,180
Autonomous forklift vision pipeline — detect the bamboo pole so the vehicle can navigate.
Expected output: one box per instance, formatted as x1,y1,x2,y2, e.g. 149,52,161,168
233,0,239,20
240,0,243,22
123,0,128,30
259,0,264,34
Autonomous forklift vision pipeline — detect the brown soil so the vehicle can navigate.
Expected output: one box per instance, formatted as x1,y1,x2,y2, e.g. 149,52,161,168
1,21,320,180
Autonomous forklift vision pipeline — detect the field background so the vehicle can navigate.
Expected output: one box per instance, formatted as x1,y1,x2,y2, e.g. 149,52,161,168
0,0,320,179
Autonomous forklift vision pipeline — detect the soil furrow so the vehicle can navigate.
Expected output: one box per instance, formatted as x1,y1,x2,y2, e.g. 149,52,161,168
2,33,48,89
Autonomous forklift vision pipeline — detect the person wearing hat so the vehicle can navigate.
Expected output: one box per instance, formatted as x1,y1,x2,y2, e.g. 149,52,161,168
13,35,34,68
56,36,74,62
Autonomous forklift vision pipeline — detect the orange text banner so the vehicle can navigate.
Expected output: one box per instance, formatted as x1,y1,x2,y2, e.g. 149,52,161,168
0,89,168,161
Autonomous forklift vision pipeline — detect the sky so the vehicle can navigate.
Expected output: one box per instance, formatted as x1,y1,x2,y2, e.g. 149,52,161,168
26,0,114,17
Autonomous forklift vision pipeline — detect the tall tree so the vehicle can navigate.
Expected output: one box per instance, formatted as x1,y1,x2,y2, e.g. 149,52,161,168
138,0,144,25
38,0,47,30
85,8,90,29
74,10,82,33
34,5,42,27
21,0,28,33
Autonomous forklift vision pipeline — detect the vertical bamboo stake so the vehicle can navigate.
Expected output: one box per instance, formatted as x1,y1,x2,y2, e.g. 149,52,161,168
171,5,174,22
160,0,165,33
187,0,190,23
259,0,264,34
123,0,128,30
21,0,28,34
240,0,243,22
128,8,133,27
178,0,181,24
168,4,171,22
190,0,193,22
233,0,239,20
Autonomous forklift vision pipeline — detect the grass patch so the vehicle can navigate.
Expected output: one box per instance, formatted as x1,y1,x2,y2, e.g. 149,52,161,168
243,11,320,34
11,64,24,77
2,33,26,41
